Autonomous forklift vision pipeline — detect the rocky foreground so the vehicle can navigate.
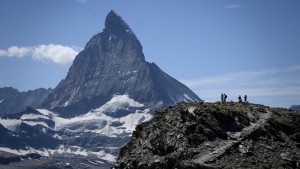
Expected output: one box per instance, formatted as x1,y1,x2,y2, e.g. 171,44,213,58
113,102,300,169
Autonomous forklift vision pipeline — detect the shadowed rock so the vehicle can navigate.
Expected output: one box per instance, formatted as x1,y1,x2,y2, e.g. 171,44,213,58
113,102,300,169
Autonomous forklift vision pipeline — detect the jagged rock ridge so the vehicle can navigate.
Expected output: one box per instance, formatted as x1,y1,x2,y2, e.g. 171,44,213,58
42,10,201,117
0,87,52,115
113,102,300,169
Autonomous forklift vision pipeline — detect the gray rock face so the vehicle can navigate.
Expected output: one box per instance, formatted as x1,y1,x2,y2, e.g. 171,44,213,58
113,102,300,169
0,87,52,114
42,10,201,117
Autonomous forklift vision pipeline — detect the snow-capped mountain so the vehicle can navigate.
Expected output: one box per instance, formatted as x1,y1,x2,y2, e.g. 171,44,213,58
0,10,201,168
0,95,151,167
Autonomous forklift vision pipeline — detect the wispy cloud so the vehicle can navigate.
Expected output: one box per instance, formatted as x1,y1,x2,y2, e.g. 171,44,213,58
196,87,300,99
181,65,300,87
75,0,88,3
181,65,300,107
225,4,245,9
0,44,82,66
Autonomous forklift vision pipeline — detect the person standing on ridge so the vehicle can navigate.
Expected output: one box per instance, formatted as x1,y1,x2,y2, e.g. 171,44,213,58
244,95,247,103
224,94,227,103
238,95,242,103
221,93,224,103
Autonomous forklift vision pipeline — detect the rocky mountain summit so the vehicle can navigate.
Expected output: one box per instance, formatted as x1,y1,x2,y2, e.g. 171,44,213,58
42,10,200,117
113,102,300,169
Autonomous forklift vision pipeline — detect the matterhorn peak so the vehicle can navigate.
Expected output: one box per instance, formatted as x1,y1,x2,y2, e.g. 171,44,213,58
42,10,201,117
104,10,132,35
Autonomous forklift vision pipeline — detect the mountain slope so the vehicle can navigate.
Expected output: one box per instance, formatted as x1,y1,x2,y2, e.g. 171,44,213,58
0,10,202,168
0,87,52,115
0,95,151,167
113,102,300,169
42,10,201,117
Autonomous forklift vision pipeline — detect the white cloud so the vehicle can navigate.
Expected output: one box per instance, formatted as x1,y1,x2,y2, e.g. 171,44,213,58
0,44,81,66
8,46,32,58
32,44,79,66
0,49,7,56
225,4,244,9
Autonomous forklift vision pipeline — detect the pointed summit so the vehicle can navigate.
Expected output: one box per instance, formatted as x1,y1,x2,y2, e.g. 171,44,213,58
42,10,201,117
104,10,131,35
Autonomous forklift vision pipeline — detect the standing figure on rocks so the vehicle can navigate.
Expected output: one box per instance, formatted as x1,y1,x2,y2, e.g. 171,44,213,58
244,95,247,103
221,93,224,103
238,95,242,103
224,94,227,103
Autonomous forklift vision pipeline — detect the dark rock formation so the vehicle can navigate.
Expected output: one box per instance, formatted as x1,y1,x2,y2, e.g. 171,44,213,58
290,105,300,111
0,87,52,115
0,151,22,165
113,102,300,169
0,108,59,150
42,10,201,117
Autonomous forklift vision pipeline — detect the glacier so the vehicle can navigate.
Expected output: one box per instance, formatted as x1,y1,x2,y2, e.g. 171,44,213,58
0,94,152,163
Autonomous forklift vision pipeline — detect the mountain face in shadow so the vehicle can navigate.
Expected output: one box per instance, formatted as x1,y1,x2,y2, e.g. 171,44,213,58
42,10,201,118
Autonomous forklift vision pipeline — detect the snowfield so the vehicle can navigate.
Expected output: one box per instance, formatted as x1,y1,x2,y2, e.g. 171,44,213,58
0,94,153,163
51,94,152,136
0,118,21,131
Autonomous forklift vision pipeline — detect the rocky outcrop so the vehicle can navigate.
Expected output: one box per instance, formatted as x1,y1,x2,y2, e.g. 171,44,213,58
0,87,52,115
42,10,201,117
290,105,300,111
113,102,300,169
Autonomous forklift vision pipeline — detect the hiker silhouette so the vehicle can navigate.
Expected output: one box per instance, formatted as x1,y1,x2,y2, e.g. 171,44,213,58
224,94,227,103
238,95,242,103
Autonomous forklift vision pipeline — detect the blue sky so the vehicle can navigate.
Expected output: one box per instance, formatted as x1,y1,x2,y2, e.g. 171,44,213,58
0,0,299,108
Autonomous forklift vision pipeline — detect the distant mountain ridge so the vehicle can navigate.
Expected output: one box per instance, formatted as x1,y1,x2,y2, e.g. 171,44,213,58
290,105,300,111
0,87,52,115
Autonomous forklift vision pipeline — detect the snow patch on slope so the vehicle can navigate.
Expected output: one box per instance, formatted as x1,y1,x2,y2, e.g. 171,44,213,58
184,94,194,102
0,119,21,131
52,94,152,136
23,121,50,128
37,109,56,117
119,109,151,133
0,146,117,163
0,94,151,162
21,114,50,120
95,94,144,114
